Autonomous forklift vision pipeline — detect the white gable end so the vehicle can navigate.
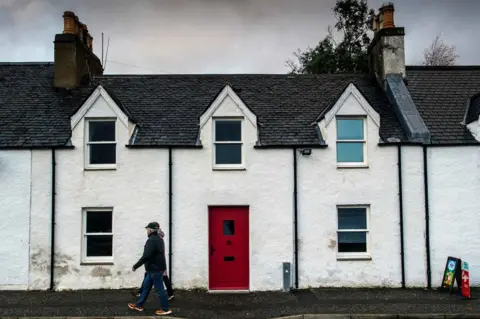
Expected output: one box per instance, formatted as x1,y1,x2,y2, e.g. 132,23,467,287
467,117,480,141
323,83,380,127
213,95,244,117
199,85,256,128
85,95,117,118
71,85,130,130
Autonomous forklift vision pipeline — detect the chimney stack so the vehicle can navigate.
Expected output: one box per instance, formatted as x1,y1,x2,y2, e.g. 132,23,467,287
367,3,405,89
54,11,103,89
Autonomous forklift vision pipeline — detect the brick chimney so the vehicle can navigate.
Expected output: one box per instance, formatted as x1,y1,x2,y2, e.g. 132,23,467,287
367,3,405,89
54,11,103,89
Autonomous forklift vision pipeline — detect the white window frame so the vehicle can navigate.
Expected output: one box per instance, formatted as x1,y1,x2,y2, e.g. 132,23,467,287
336,205,370,260
85,118,117,170
335,116,368,168
212,117,245,170
81,207,114,264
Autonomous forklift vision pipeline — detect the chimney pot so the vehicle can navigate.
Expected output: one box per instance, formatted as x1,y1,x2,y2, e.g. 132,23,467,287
54,12,103,89
379,3,395,29
62,11,76,34
367,2,405,90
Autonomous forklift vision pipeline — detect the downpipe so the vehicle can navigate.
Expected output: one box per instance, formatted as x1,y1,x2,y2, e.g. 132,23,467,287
168,147,173,283
397,145,406,288
49,149,56,291
292,148,299,290
423,145,432,289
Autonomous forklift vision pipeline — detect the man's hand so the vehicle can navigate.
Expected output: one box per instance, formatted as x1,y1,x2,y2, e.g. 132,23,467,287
132,266,136,272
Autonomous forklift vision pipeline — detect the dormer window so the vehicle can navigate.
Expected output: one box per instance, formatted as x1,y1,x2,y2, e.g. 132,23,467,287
85,119,117,169
336,116,367,167
213,118,244,169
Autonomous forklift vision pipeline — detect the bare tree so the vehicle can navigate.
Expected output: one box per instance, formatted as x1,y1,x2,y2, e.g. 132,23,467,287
423,35,459,66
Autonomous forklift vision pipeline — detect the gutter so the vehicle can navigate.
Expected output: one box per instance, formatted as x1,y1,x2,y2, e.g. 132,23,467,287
397,145,406,288
423,145,432,289
126,144,202,149
292,148,299,290
49,149,56,291
168,147,173,283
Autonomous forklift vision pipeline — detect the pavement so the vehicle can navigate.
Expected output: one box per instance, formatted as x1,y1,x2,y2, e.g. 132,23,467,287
0,287,478,319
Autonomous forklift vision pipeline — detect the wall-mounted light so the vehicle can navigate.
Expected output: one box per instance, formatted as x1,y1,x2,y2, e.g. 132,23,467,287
300,148,312,156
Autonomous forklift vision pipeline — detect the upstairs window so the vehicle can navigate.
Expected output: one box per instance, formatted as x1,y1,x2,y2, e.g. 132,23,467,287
213,119,243,168
336,117,366,166
86,119,116,169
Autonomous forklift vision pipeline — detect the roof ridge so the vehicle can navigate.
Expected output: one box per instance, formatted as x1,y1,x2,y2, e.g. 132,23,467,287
406,65,480,71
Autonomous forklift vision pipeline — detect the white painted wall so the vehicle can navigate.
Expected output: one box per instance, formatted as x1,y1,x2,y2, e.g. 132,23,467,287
298,91,401,288
401,146,427,287
29,150,53,290
428,146,480,286
29,93,170,290
5,85,479,291
173,94,293,291
0,150,31,290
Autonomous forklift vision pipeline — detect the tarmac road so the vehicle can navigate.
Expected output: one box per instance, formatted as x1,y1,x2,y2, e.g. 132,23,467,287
0,288,478,319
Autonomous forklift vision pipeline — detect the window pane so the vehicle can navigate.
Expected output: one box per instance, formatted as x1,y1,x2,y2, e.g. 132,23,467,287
86,211,112,233
215,120,241,142
89,121,116,142
337,142,363,163
215,144,242,165
338,232,367,253
338,208,367,229
336,119,364,140
89,144,116,164
224,220,235,235
86,235,113,257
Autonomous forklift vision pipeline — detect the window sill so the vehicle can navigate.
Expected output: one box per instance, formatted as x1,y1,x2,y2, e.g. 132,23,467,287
84,165,117,171
80,260,114,266
337,163,369,169
213,165,246,171
337,254,372,261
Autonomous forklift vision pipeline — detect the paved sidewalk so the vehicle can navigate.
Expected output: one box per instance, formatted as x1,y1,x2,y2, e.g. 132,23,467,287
0,288,478,319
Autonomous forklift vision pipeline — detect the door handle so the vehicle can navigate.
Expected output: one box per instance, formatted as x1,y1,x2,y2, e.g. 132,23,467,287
210,244,216,256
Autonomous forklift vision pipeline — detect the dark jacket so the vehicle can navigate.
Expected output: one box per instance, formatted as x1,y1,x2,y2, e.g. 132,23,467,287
133,231,167,272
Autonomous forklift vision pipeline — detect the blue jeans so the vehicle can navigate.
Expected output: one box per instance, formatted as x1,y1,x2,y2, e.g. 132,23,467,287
135,272,169,311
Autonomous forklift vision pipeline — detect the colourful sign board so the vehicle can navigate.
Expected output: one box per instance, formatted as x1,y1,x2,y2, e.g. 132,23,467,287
442,257,458,289
461,261,470,299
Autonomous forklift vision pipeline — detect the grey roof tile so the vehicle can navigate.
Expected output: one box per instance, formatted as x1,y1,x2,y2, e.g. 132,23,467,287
406,66,480,144
0,63,407,148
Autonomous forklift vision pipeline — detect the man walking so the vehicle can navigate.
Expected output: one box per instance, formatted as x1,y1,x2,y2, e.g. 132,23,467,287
128,222,171,316
133,222,174,300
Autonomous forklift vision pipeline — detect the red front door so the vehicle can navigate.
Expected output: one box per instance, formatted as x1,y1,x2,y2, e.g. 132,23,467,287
208,206,249,290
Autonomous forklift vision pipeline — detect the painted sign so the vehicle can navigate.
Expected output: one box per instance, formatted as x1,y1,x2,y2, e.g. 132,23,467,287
442,256,459,289
461,261,470,299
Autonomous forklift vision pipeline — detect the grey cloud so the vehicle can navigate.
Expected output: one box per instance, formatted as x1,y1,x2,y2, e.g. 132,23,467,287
0,0,479,73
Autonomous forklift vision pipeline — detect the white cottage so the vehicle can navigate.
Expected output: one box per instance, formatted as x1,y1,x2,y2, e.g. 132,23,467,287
1,5,479,292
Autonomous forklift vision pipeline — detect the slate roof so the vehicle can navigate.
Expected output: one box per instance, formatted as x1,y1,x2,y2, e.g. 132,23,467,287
406,66,480,144
0,62,406,148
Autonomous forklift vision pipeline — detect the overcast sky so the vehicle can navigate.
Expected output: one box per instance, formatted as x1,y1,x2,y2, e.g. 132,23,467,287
1,0,479,74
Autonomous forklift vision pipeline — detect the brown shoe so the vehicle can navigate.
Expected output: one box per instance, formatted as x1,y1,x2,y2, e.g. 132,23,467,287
128,303,144,312
155,309,172,316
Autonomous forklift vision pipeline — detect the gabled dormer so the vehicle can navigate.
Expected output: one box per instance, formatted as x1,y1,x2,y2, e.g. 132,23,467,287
70,85,136,170
199,84,257,170
316,83,381,168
